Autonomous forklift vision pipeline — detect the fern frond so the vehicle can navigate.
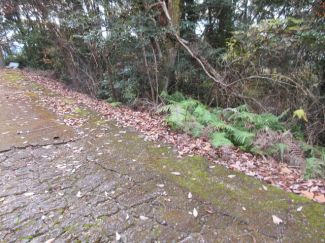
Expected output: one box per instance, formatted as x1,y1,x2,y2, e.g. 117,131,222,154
168,91,186,102
250,146,264,156
259,113,286,131
235,104,249,112
160,91,168,99
183,119,204,138
211,132,234,148
156,104,176,113
274,143,289,161
179,99,201,111
165,105,187,128
229,111,255,124
305,158,325,180
193,105,216,125
265,148,277,154
277,109,290,120
232,129,255,145
211,121,237,133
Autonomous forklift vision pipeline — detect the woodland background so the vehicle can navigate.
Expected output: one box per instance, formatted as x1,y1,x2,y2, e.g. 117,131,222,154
1,0,325,178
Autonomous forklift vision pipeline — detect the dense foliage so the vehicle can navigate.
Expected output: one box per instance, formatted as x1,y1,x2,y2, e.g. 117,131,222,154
158,93,325,179
1,0,324,176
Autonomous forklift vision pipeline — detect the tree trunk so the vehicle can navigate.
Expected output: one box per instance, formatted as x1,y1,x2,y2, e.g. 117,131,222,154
0,46,6,69
157,0,181,94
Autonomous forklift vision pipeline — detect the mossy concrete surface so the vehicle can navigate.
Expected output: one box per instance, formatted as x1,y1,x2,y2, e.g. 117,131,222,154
0,69,324,242
0,69,75,151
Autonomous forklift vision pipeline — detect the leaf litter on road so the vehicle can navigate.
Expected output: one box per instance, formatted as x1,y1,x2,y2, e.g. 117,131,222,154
22,70,325,204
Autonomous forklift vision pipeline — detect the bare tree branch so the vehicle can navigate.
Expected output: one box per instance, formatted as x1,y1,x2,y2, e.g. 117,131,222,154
157,1,227,88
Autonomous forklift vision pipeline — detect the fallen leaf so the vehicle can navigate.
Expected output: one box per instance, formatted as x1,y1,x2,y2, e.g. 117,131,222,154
315,195,325,204
116,232,121,241
76,191,83,198
297,206,303,212
44,239,56,243
301,191,314,200
126,214,129,220
164,198,171,202
193,208,198,217
280,167,292,174
262,185,268,191
272,215,283,225
140,216,149,220
310,186,318,192
203,146,212,151
171,172,181,176
205,209,214,214
188,192,192,199
228,175,236,178
53,185,61,190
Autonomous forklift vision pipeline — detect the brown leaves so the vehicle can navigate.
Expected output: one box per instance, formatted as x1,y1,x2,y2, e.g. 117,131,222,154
301,191,314,200
315,194,325,203
205,209,214,214
280,167,292,174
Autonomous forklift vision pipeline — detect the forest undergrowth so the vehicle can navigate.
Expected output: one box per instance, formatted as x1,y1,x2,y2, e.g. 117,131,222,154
22,69,325,204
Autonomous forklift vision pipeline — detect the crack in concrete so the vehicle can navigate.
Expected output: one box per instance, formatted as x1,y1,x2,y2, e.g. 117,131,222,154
0,137,81,154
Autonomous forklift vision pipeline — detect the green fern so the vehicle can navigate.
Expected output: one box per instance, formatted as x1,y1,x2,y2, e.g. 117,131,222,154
235,104,249,112
258,113,286,131
178,99,201,111
265,147,278,154
212,122,237,133
229,111,255,124
250,146,264,156
168,91,186,102
193,105,216,125
183,119,204,138
109,102,122,107
278,109,290,120
156,103,177,113
211,132,234,148
158,97,297,160
304,158,325,180
274,143,289,161
160,91,186,104
232,129,254,145
165,105,187,130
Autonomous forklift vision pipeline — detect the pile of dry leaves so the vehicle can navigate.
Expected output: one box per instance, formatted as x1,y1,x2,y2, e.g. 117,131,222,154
22,70,325,204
